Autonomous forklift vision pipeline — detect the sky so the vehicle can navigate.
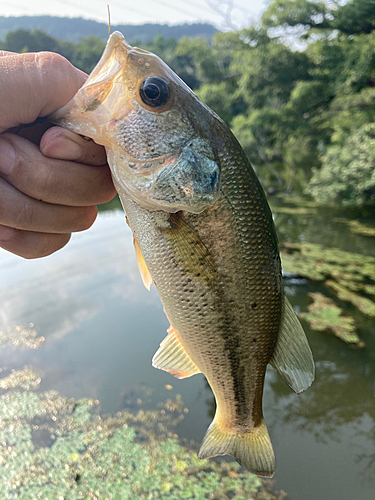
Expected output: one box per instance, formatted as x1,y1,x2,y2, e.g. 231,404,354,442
0,0,268,29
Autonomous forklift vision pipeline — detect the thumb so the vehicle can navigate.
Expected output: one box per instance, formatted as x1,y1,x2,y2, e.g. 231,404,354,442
0,52,87,133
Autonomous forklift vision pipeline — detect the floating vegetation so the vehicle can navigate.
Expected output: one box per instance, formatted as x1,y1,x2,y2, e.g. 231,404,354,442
0,325,45,350
0,368,41,391
326,281,375,318
271,194,320,209
271,206,317,216
0,371,285,500
333,218,375,237
281,242,375,317
300,293,364,347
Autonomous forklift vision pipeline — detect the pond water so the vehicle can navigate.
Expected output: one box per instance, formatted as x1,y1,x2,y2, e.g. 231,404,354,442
0,198,374,500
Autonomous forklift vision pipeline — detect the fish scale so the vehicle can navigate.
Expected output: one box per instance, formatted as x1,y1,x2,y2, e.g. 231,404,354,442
53,30,315,477
124,141,281,430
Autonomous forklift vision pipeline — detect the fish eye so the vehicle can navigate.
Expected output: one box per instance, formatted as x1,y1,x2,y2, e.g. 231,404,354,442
139,77,170,107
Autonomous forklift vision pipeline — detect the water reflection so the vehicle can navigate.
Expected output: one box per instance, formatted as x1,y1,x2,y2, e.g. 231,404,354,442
0,205,374,500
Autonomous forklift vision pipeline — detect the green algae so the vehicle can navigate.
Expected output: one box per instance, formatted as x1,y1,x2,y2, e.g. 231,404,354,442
0,380,285,500
270,206,317,216
280,242,375,318
300,293,364,347
271,193,320,209
333,218,375,237
0,325,45,350
0,368,41,391
325,281,375,318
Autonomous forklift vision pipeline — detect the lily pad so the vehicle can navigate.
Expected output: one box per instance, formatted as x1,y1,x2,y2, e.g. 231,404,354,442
300,293,364,347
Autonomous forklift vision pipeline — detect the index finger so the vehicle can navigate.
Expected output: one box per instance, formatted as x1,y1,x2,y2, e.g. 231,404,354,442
0,52,87,133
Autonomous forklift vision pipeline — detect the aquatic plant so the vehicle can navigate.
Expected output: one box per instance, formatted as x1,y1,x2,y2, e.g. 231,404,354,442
333,218,375,238
0,370,285,500
0,368,42,391
300,293,364,347
0,325,45,350
281,242,375,318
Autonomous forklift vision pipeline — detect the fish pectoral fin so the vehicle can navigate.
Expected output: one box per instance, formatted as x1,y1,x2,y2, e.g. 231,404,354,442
198,416,275,478
152,325,201,379
270,296,315,394
133,236,153,291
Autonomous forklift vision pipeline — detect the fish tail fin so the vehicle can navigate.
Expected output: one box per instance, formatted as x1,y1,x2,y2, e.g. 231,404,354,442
198,416,275,477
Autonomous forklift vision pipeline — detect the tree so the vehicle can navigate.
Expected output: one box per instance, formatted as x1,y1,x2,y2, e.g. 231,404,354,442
262,0,375,37
306,123,375,206
4,29,65,53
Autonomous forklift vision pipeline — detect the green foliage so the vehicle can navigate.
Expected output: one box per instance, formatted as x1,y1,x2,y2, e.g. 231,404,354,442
2,0,375,206
262,0,331,31
0,384,285,500
306,123,375,207
3,28,63,53
262,0,375,36
69,36,106,74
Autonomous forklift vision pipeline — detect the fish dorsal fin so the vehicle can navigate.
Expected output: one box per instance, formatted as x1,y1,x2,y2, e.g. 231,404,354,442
270,296,315,394
152,325,201,379
133,237,153,291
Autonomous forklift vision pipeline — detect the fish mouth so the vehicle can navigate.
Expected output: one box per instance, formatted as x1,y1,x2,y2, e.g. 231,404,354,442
51,32,132,144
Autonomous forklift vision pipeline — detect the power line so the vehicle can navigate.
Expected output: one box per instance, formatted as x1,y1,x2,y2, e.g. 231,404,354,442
146,0,210,20
0,0,231,26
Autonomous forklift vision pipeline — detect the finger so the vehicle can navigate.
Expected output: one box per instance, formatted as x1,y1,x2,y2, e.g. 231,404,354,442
0,177,98,234
0,52,87,133
0,134,116,206
0,51,16,57
11,119,52,145
40,126,108,165
0,224,71,259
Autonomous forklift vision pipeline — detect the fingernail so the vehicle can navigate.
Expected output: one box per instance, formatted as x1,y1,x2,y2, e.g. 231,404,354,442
44,133,82,160
0,138,16,175
0,225,15,241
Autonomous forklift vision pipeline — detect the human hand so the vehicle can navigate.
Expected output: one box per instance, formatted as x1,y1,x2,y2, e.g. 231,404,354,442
0,51,116,259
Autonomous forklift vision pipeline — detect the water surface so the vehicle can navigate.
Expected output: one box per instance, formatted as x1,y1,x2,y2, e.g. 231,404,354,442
0,202,374,500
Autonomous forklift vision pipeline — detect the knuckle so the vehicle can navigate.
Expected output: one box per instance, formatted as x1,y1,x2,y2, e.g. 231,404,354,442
13,200,33,229
77,207,97,231
36,166,55,201
35,51,69,73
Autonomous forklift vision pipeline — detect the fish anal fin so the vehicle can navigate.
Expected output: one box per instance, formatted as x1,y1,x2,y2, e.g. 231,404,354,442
133,236,153,291
152,325,201,379
270,296,315,394
198,416,275,478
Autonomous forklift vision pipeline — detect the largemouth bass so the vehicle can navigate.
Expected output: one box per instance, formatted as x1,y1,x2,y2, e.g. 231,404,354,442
53,32,314,477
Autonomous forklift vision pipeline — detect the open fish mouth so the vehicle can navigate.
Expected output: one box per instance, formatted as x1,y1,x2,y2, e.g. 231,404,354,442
51,32,133,144
52,31,222,214
51,28,315,477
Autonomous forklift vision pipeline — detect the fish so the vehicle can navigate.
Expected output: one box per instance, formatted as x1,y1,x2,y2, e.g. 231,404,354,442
52,31,315,477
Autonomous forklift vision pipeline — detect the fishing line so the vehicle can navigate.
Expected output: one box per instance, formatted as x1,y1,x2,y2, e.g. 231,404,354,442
107,4,111,37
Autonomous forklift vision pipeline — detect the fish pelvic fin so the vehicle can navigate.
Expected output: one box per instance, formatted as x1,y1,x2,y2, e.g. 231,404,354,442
133,236,153,291
270,296,315,394
198,416,275,478
152,325,201,379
